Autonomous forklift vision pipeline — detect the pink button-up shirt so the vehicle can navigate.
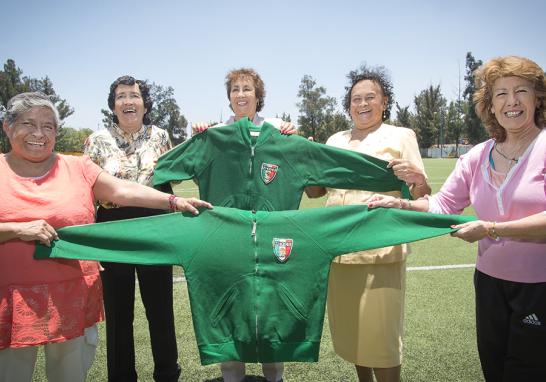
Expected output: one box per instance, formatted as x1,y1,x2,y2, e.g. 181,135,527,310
429,129,546,283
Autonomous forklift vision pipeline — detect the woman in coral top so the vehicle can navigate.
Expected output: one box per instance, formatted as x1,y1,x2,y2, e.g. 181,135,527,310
0,92,211,382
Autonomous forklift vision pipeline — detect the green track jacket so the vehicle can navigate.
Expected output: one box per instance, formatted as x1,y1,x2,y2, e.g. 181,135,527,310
35,205,473,365
153,118,410,210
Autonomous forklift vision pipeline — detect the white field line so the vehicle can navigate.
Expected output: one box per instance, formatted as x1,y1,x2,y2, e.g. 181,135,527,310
407,264,475,271
171,263,476,283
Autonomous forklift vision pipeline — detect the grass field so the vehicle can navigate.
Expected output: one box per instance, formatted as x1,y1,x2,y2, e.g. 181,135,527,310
34,158,484,381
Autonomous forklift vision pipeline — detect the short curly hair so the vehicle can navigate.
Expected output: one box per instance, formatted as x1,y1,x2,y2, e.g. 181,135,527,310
342,65,394,121
474,56,546,142
225,68,266,113
107,75,153,125
4,92,60,128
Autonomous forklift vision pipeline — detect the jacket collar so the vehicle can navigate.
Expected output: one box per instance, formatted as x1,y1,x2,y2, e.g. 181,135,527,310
233,117,276,147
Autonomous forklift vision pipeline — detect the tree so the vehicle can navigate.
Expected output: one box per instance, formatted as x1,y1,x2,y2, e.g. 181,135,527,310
101,82,187,145
413,85,446,149
393,103,413,128
0,59,26,106
55,127,93,152
321,112,351,142
275,112,291,122
26,76,74,122
163,105,187,146
463,52,487,144
101,108,114,129
0,59,73,152
444,100,465,154
296,75,339,143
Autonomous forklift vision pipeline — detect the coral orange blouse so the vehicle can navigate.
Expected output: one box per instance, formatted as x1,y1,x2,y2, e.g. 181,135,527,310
0,154,104,349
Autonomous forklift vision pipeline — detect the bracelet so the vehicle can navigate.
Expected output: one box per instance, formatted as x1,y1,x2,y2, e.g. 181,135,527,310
168,194,178,211
487,221,499,240
398,199,412,210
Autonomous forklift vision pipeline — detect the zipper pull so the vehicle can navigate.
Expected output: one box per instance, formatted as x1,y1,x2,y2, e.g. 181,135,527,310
249,146,255,175
251,221,257,237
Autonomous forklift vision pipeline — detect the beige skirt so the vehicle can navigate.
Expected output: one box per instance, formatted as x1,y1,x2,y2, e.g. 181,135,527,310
327,261,406,368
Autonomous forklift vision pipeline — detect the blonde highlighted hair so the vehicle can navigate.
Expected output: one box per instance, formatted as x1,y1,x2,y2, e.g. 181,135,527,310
474,56,545,142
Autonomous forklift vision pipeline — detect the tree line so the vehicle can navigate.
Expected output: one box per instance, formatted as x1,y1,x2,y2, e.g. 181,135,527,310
296,52,489,150
1,53,488,154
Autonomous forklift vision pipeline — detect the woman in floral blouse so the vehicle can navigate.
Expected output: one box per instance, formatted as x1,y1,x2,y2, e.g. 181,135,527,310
84,76,181,382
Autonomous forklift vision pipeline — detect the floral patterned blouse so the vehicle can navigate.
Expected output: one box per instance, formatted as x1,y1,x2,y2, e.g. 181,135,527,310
84,123,172,207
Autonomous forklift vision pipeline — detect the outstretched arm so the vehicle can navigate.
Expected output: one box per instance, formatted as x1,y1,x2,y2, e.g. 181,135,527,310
388,158,431,197
93,172,212,215
451,212,546,243
367,194,430,212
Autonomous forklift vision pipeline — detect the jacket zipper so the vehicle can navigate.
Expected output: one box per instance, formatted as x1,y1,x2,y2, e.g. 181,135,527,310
250,211,259,358
249,146,255,176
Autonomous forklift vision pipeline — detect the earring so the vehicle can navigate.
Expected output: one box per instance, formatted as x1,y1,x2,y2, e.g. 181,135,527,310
382,110,387,120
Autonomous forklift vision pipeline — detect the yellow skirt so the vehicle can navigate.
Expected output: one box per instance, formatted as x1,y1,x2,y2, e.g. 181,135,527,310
327,261,406,368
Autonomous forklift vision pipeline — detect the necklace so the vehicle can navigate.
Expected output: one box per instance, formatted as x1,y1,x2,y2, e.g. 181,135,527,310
494,144,519,163
493,128,540,169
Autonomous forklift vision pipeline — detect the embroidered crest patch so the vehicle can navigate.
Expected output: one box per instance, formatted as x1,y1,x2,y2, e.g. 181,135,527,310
261,163,279,184
273,238,293,263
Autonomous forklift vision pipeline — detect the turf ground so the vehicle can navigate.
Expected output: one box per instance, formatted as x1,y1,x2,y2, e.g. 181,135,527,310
34,158,484,381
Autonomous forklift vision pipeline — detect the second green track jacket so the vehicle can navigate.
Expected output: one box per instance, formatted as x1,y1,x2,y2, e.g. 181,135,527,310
35,205,473,365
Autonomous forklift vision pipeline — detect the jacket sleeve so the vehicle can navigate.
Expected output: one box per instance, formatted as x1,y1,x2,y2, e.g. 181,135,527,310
285,205,475,259
33,212,211,268
152,131,212,187
293,138,410,198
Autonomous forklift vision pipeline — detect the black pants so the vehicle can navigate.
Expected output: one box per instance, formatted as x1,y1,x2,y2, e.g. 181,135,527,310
98,207,181,382
474,269,546,382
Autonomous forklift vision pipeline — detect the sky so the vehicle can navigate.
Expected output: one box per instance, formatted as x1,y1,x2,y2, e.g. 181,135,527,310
2,0,545,131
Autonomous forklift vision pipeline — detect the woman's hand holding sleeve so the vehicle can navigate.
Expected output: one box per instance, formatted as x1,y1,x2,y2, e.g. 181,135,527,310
0,220,58,246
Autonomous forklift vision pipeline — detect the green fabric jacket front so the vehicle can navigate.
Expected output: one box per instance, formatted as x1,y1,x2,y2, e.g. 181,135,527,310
35,205,473,365
153,118,410,210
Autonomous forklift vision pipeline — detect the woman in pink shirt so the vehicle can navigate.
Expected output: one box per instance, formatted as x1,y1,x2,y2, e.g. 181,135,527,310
369,56,546,381
0,92,211,382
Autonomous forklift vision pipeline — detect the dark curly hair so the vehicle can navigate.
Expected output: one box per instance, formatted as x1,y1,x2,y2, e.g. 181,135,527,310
225,68,266,113
108,75,153,125
342,65,394,121
474,56,545,142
